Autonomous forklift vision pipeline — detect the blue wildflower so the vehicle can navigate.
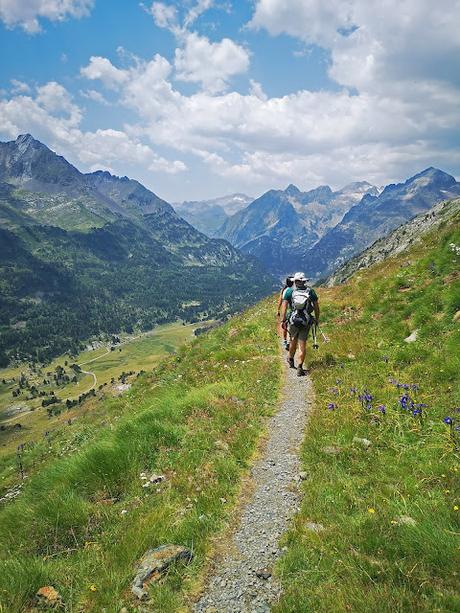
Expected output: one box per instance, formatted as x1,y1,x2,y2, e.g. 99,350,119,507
443,416,453,425
327,402,337,410
376,405,386,414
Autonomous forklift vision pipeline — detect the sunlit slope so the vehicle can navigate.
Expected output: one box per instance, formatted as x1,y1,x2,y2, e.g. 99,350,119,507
0,300,281,612
276,207,460,611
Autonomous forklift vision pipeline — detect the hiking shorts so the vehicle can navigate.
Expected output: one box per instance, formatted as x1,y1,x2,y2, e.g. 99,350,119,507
288,322,311,342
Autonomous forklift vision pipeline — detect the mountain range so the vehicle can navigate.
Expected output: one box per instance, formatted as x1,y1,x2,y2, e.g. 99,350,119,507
173,193,252,236
0,135,275,365
204,168,460,278
304,167,460,280
216,182,379,275
325,196,460,286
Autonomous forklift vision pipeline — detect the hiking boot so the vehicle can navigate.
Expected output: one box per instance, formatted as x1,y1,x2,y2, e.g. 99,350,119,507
297,366,307,377
287,357,295,368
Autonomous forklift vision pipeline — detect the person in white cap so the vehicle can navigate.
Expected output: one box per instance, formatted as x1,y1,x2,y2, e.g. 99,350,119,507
280,272,320,376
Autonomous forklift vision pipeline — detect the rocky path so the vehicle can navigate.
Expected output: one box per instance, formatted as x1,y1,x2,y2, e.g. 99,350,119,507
193,344,313,613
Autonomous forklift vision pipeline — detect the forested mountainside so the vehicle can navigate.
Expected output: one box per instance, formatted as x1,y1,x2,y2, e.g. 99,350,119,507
0,135,276,365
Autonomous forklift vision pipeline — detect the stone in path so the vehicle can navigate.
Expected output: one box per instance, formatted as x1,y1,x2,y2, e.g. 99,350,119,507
193,344,312,612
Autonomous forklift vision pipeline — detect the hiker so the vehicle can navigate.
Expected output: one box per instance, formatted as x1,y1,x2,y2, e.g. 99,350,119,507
277,276,294,349
280,272,320,377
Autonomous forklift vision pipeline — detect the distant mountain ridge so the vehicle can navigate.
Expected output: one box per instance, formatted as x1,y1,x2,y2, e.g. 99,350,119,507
217,181,379,274
304,167,460,280
325,197,460,286
0,134,276,365
173,193,252,236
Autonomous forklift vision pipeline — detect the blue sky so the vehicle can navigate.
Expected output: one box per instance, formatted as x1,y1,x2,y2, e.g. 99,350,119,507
1,0,459,202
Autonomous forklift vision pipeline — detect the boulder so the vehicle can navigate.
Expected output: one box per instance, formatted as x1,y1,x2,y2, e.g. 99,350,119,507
404,330,418,343
305,522,325,533
353,436,372,448
36,586,63,609
131,545,192,599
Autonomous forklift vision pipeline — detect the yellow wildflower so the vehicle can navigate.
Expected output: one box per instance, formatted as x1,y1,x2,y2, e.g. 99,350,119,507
368,507,376,514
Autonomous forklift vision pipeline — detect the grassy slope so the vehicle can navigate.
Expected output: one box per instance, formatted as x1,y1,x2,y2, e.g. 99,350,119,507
0,322,197,495
0,300,280,612
276,215,460,610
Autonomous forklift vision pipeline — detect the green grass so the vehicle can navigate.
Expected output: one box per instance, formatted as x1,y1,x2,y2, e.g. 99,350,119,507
275,217,460,611
0,300,281,611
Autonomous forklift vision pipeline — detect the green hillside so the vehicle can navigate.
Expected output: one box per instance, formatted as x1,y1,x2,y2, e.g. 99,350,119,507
0,301,281,612
276,208,460,610
0,207,459,612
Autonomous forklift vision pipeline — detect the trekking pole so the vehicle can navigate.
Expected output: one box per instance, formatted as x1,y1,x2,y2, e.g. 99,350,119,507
319,327,330,343
312,323,319,349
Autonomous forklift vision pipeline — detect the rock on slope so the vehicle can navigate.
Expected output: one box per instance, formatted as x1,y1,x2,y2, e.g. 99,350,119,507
326,197,460,286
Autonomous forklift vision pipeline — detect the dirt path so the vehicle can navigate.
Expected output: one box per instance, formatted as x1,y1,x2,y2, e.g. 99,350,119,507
193,344,313,612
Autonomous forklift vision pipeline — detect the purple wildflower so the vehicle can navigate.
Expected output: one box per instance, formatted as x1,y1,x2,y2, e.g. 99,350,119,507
327,402,337,410
376,405,386,414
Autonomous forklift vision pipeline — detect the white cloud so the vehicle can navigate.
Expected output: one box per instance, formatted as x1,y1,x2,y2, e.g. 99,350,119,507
77,41,460,193
80,56,129,88
10,79,31,94
147,2,177,29
250,0,460,98
80,89,110,105
0,0,94,33
174,31,250,93
184,0,214,28
0,82,187,178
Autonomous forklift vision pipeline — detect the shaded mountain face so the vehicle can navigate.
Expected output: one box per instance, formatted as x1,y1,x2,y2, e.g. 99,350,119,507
304,167,460,281
325,197,460,287
0,135,276,365
218,181,378,275
173,193,252,236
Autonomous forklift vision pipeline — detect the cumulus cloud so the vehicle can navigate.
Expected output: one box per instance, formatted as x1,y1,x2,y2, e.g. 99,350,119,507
183,0,214,28
0,0,94,33
174,32,250,93
80,56,129,88
250,0,460,98
4,0,459,198
80,89,110,105
78,45,460,192
0,82,187,177
10,79,31,94
147,1,177,30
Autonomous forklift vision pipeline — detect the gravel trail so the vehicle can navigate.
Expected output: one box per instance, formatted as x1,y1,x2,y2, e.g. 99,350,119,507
193,344,313,613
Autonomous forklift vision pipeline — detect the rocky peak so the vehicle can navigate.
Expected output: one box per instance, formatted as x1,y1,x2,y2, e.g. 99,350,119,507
284,184,300,196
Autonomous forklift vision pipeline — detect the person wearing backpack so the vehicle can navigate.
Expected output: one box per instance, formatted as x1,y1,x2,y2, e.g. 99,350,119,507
280,272,320,376
277,276,294,350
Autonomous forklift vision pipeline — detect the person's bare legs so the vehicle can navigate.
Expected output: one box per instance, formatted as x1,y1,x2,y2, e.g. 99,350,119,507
288,336,298,360
297,339,306,367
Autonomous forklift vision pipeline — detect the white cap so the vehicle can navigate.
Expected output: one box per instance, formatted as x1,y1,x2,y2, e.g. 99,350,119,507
293,271,309,282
